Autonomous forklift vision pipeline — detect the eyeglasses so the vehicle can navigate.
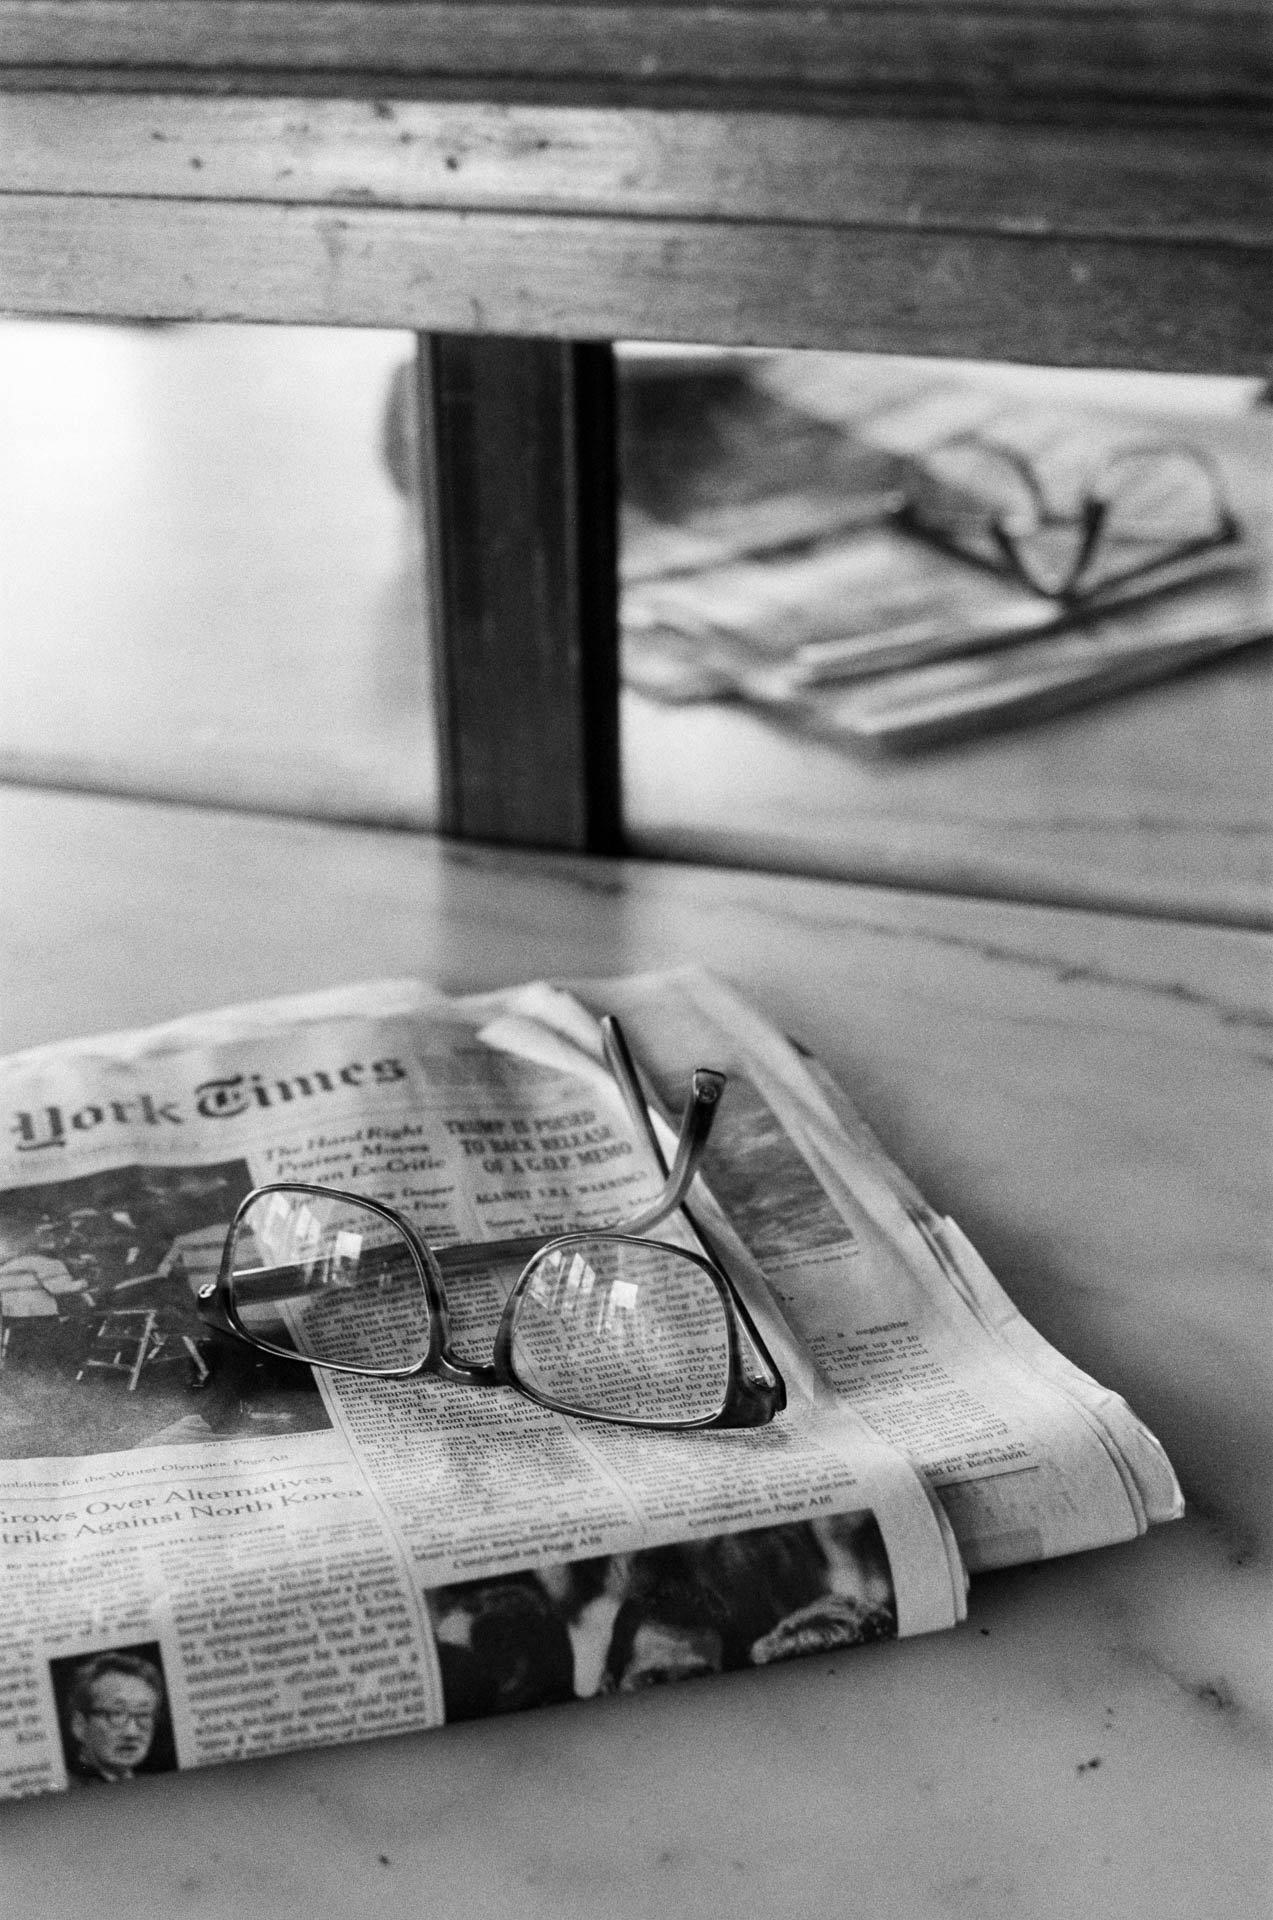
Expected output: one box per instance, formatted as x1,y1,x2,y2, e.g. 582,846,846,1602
197,1016,785,1430
88,1707,156,1732
898,433,1239,604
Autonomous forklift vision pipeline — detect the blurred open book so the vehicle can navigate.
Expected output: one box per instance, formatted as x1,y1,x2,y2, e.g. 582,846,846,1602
618,354,1272,748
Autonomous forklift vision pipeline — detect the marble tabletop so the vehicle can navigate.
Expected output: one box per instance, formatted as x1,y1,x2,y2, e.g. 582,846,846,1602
1,786,1269,1920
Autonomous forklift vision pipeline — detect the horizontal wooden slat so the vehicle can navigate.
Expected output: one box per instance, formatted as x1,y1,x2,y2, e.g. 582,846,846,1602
1,91,1268,246
0,193,1267,370
0,2,1268,110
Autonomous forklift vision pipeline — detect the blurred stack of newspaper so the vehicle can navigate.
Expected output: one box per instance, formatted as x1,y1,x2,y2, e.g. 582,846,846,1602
619,352,1272,748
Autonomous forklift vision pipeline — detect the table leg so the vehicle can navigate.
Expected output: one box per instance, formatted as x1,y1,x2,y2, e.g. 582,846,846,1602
414,333,621,853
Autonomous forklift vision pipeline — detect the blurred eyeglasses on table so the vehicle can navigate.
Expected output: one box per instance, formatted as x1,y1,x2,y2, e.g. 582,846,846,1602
898,433,1240,605
618,359,1269,746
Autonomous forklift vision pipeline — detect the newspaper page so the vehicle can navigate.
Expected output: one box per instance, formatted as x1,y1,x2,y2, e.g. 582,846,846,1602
570,969,1183,1574
0,979,964,1801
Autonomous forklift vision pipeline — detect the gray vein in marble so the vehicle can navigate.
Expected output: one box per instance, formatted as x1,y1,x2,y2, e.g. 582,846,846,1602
827,914,1273,1037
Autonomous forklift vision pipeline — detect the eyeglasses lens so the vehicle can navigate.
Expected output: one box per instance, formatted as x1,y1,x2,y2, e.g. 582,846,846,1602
911,440,1041,546
228,1190,430,1372
508,1237,732,1424
1098,448,1229,549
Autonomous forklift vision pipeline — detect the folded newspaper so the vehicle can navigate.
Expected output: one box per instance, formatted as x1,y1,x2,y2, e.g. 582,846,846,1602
0,970,1180,1798
619,356,1271,743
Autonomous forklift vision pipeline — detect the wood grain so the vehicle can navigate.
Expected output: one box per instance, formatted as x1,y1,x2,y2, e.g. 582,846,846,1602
0,2,1268,110
3,193,1268,368
2,92,1267,244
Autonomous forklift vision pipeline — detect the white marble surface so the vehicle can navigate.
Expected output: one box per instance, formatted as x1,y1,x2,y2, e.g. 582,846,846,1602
623,641,1273,929
1,788,1269,1918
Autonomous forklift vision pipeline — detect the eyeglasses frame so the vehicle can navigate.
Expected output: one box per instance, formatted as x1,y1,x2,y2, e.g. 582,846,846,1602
87,1707,157,1731
197,1028,786,1429
896,431,1241,606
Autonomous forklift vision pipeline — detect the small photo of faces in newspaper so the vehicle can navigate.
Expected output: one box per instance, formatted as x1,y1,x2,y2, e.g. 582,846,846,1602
428,1511,896,1718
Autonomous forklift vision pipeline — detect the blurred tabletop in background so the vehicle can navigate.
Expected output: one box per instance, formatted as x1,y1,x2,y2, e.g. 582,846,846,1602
1,321,1269,926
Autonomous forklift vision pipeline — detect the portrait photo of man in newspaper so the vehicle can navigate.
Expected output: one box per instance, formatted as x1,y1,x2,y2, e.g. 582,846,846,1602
50,1643,178,1786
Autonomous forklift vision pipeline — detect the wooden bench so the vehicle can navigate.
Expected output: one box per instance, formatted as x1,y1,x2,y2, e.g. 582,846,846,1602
3,0,1269,848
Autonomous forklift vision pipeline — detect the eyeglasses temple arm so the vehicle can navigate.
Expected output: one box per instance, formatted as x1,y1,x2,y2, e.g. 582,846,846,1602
600,1014,670,1175
432,1027,723,1275
602,1018,787,1409
600,1016,726,1234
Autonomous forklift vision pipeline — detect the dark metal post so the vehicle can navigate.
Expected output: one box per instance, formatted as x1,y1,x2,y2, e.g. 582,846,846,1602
415,333,622,853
